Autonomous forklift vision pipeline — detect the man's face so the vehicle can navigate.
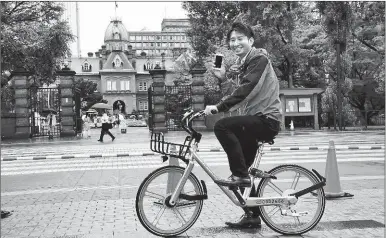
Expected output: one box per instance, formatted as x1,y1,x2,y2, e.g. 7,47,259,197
229,30,254,58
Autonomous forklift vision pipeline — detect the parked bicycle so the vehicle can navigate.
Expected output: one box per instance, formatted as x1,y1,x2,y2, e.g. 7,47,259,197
136,110,326,237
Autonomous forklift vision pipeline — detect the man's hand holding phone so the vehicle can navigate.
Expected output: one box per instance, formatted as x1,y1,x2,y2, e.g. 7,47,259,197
210,53,226,82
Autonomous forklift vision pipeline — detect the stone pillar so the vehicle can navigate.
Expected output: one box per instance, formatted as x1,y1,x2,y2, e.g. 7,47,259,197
190,61,207,131
149,67,167,133
57,66,76,137
12,68,32,139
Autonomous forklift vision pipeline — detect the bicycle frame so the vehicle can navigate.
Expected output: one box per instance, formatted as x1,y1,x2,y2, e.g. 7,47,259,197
168,142,297,208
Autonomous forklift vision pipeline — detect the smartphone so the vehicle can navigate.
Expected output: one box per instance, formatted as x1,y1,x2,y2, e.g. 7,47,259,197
214,53,223,68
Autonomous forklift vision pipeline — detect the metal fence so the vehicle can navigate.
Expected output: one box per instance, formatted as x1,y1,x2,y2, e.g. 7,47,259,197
165,85,192,131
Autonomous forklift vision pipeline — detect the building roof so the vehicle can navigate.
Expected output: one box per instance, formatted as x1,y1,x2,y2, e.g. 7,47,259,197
101,51,135,72
104,19,129,42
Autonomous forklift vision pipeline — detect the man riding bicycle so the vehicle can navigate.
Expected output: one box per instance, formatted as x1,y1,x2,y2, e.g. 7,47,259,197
204,22,282,228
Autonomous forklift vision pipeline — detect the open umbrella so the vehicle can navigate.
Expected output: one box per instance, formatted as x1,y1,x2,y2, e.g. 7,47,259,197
86,109,98,114
42,108,57,114
91,103,111,109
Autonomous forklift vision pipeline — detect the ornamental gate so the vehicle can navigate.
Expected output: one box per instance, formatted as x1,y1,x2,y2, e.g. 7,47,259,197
29,86,61,138
165,85,192,131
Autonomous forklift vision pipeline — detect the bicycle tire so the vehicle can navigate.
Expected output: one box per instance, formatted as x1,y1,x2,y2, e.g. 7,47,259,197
256,164,325,235
136,166,204,237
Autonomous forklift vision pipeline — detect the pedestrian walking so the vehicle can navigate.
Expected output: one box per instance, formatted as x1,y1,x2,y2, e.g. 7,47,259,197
98,112,115,142
204,22,282,228
82,114,92,138
46,112,56,140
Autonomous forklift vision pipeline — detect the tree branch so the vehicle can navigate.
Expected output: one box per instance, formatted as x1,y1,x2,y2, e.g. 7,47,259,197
276,24,287,44
352,32,384,55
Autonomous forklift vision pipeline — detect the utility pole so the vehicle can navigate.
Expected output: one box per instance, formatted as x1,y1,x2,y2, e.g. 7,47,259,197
76,2,81,58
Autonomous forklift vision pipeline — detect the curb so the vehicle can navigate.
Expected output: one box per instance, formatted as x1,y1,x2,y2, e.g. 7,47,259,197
1,146,383,161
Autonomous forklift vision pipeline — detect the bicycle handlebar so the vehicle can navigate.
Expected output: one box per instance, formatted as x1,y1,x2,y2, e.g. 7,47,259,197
180,109,217,138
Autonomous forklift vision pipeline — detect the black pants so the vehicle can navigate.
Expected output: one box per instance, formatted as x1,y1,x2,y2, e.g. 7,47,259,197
214,114,280,215
99,128,115,141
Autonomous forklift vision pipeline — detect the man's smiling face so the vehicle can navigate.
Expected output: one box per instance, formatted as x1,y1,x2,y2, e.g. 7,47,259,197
229,30,254,58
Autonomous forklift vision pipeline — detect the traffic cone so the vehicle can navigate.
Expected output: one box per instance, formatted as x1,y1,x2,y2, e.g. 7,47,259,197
324,140,354,199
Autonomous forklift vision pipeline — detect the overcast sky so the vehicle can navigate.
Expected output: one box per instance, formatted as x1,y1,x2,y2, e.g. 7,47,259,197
65,1,188,57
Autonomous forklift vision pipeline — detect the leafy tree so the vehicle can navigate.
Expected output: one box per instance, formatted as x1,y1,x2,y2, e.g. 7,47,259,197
73,78,107,111
1,1,74,87
182,1,241,58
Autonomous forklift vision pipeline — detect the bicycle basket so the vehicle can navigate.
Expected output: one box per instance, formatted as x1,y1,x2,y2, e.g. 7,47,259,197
150,132,192,158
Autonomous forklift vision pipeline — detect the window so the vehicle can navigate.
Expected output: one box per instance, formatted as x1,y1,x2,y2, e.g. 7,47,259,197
107,80,112,91
139,101,148,110
120,80,130,91
111,81,116,90
130,36,135,41
298,97,312,112
139,82,148,91
84,63,89,71
170,42,174,47
285,97,312,113
157,43,161,47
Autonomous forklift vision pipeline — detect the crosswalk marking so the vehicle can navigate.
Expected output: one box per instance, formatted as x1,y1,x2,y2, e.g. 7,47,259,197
1,149,384,175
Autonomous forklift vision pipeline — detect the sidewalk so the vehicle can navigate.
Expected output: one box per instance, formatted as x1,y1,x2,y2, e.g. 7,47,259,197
0,186,384,237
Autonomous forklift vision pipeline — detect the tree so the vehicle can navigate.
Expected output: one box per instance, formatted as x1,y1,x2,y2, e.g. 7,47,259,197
1,2,74,87
73,78,106,111
182,1,241,58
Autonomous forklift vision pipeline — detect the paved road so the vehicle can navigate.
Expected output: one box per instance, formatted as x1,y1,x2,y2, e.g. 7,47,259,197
1,130,384,237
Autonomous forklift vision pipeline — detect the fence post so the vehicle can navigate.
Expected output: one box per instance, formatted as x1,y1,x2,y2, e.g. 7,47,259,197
190,60,207,130
149,66,167,133
12,67,31,139
57,65,76,137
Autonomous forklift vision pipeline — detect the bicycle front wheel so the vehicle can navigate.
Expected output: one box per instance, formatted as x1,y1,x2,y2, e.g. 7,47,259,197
256,164,325,235
136,166,204,237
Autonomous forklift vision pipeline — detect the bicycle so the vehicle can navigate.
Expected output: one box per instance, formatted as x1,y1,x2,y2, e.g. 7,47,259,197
136,110,326,237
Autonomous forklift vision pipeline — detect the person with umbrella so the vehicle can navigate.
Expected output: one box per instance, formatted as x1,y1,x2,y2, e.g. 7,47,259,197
98,111,115,142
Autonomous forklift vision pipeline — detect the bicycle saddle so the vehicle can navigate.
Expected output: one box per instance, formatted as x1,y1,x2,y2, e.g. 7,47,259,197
257,137,275,145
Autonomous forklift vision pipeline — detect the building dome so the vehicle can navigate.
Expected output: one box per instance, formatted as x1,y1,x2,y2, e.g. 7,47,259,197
104,19,129,42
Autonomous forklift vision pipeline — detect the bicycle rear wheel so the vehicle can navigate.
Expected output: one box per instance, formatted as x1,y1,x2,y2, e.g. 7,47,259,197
256,164,325,235
136,166,204,237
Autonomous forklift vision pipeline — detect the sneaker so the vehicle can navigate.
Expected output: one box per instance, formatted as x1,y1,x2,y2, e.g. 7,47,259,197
1,211,11,219
225,212,261,228
97,139,103,142
216,175,251,187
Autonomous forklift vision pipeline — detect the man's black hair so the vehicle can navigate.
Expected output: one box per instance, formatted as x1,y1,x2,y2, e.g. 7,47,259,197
226,22,255,43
